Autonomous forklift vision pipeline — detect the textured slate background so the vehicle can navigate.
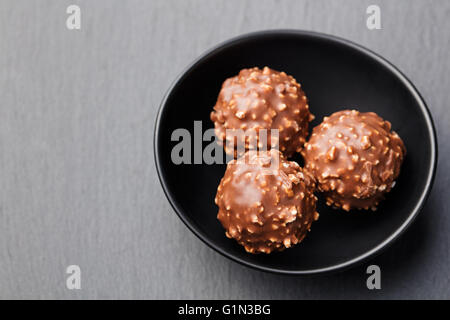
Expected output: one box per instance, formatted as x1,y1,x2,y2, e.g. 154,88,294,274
0,0,449,299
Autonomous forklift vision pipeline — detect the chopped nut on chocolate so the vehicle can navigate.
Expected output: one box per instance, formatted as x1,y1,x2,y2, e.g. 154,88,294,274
302,110,406,211
210,67,313,158
215,149,319,254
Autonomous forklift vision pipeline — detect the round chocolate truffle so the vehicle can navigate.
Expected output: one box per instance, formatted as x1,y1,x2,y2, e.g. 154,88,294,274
302,110,406,211
215,149,319,254
210,67,314,158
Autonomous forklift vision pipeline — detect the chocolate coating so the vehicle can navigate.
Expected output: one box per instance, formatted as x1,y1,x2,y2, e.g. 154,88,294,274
210,67,314,158
215,149,319,254
302,110,406,211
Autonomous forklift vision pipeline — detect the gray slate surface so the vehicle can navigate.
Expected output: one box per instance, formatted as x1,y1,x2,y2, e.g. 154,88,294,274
0,0,449,299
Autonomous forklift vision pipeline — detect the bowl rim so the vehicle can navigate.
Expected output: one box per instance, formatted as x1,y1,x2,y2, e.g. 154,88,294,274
154,29,438,275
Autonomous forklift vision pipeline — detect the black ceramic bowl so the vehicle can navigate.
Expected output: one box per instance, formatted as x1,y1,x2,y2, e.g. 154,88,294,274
154,30,437,275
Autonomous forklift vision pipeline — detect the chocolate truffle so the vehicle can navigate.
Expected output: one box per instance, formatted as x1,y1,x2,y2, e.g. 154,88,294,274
210,67,314,158
302,110,406,211
215,149,319,254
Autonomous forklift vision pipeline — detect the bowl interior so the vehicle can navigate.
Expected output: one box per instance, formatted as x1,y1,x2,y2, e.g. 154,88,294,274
155,31,436,273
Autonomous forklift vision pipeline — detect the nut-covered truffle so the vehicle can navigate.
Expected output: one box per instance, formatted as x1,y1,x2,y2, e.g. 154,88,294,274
302,110,406,211
210,67,314,158
215,149,319,254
